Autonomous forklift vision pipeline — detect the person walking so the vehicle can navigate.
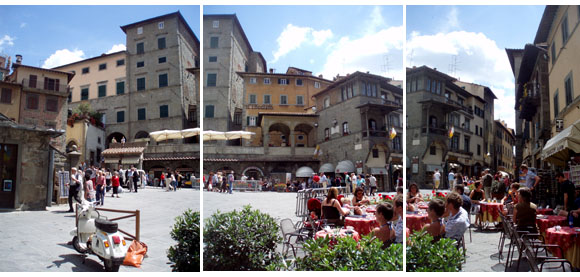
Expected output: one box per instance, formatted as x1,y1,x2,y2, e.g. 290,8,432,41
111,171,120,198
482,169,493,200
228,171,235,194
67,167,82,212
105,168,112,192
95,170,106,206
118,166,125,191
369,174,377,196
433,168,441,191
127,167,134,192
132,168,139,193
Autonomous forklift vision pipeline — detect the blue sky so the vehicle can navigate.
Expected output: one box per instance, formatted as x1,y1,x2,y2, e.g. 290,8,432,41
205,5,403,80
0,6,200,68
407,5,545,129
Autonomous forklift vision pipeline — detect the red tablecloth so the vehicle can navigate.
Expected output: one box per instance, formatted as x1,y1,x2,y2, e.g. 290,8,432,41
536,215,566,235
344,215,379,235
537,208,554,215
480,202,504,223
315,229,360,242
545,226,580,268
365,206,376,214
406,213,430,231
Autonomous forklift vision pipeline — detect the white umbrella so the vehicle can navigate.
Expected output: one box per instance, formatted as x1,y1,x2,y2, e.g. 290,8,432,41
149,130,183,142
181,128,201,138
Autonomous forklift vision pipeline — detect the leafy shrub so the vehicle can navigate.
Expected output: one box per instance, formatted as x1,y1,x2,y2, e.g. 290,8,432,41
294,235,402,271
406,230,463,272
167,209,200,272
204,205,283,270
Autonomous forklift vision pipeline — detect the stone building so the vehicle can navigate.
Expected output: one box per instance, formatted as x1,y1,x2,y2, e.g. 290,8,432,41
237,67,332,147
506,44,551,170
0,55,73,210
494,120,516,175
203,14,266,136
313,72,403,191
55,12,200,177
407,66,497,188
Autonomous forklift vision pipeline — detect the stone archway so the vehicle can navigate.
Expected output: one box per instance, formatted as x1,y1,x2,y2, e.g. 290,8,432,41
135,131,149,140
294,123,315,147
106,132,126,148
268,123,291,147
242,166,265,180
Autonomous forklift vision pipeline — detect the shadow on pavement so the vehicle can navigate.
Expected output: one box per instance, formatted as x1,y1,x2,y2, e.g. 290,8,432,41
48,254,105,272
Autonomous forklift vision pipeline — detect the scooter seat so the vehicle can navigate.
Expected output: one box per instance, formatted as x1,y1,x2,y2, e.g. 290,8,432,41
95,218,118,233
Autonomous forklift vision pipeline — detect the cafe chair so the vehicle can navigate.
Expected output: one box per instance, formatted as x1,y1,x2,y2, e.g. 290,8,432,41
280,218,310,258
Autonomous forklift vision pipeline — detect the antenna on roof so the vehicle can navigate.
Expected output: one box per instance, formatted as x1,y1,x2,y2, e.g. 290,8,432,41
381,54,391,77
448,55,460,77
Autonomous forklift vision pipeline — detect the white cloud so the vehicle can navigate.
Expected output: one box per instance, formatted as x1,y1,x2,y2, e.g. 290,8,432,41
407,30,516,128
20,23,27,28
318,26,404,80
106,44,126,54
309,59,314,64
42,49,85,69
271,24,333,63
0,35,15,49
442,7,460,33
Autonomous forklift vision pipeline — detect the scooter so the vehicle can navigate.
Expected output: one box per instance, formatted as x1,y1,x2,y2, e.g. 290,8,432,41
70,200,129,271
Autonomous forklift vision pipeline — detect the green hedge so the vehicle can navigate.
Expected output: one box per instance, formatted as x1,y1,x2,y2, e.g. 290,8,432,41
406,230,463,272
167,209,200,272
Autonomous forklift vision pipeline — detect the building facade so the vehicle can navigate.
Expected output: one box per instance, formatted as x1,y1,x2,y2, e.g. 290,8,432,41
494,120,516,175
203,14,266,135
314,72,403,191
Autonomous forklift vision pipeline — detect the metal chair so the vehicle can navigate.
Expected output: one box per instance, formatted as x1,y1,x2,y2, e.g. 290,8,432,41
280,218,310,258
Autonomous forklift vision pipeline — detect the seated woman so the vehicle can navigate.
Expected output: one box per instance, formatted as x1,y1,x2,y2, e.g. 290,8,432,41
321,187,348,225
372,203,395,248
352,187,370,215
502,183,520,205
513,187,537,232
422,199,445,241
407,183,423,204
469,181,486,226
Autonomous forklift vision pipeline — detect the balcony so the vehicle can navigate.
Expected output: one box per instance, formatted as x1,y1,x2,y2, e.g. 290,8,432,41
421,126,448,136
362,129,387,138
418,93,462,114
22,78,69,95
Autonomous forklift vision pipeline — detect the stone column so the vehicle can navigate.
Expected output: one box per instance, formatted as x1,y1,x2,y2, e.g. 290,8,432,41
290,128,296,156
263,120,269,155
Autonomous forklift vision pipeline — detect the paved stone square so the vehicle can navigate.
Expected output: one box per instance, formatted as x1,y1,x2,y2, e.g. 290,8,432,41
0,187,199,272
203,190,299,222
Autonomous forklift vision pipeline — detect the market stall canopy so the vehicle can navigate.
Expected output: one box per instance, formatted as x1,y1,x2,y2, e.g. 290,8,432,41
318,163,335,173
541,119,580,166
149,130,184,142
296,166,315,178
335,160,355,173
181,128,201,138
203,130,255,141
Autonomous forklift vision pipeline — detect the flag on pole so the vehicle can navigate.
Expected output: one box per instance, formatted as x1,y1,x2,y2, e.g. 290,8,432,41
389,127,397,139
313,145,323,158
448,126,454,138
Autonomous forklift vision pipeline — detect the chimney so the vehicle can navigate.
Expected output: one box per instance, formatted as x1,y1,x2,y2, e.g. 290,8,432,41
6,56,10,69
269,68,274,74
15,54,22,64
433,67,437,71
318,74,323,78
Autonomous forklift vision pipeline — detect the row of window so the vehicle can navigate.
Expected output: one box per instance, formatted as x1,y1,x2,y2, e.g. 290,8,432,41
553,71,575,118
74,73,168,101
248,94,304,105
116,105,169,123
550,7,580,66
136,56,167,68
136,21,164,35
1,88,59,112
81,59,125,75
135,37,166,55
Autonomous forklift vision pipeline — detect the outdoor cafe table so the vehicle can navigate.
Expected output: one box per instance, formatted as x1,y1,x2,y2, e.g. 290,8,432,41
406,212,430,231
536,215,566,236
315,228,361,242
365,206,376,214
344,215,380,235
537,208,554,215
417,202,429,210
480,202,504,223
545,226,580,268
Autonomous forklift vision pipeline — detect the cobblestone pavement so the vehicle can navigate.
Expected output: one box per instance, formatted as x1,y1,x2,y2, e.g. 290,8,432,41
203,190,299,222
0,187,199,272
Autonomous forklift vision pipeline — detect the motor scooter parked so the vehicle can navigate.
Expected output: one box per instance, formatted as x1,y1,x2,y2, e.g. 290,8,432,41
70,200,129,271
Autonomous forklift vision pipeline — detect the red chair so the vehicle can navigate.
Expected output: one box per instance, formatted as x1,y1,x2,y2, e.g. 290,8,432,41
337,194,344,205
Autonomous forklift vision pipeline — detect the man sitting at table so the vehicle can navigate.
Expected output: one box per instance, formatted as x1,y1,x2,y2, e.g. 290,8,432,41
423,199,445,242
393,194,404,243
372,203,395,248
454,185,471,214
443,192,470,241
557,185,580,227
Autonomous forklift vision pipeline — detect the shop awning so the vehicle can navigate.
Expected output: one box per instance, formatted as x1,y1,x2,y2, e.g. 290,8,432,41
335,160,355,173
541,119,580,166
318,163,335,173
121,157,141,164
104,157,120,164
370,167,387,175
426,164,443,172
296,166,315,178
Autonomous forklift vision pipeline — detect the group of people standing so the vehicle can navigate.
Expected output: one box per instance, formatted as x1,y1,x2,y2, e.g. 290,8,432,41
205,171,235,194
65,165,144,212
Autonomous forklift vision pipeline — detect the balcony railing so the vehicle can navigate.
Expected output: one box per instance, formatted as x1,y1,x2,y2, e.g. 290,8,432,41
362,130,387,138
421,126,448,136
22,78,69,94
